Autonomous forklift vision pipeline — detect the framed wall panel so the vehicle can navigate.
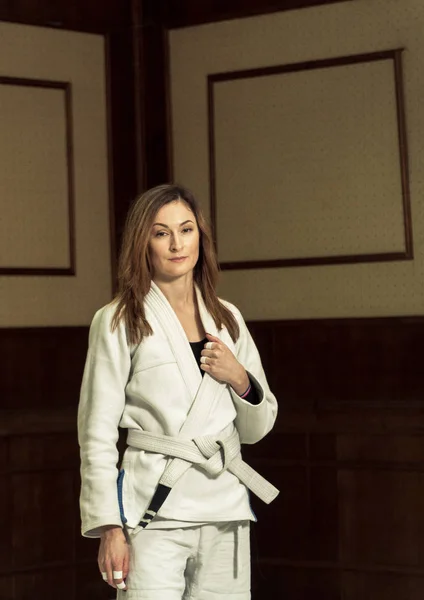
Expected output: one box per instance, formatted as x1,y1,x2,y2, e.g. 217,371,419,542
0,22,113,326
0,76,75,276
208,49,412,269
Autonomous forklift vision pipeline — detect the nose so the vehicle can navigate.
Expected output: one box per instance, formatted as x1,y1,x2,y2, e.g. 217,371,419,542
170,233,183,252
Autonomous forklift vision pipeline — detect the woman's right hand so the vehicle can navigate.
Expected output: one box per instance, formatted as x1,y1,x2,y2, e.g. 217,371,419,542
98,525,129,591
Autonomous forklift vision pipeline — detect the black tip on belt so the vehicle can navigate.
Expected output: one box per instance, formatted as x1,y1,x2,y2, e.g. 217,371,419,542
138,483,172,528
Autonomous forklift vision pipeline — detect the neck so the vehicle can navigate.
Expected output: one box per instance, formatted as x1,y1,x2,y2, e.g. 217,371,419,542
153,274,196,311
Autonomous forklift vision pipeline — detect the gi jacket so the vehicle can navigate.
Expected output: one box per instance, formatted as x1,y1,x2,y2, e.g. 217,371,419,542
78,283,278,537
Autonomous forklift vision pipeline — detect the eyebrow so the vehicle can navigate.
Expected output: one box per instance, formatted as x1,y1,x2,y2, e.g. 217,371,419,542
152,219,194,229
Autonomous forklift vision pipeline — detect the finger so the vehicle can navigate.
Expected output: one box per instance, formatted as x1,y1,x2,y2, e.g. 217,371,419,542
204,341,215,350
105,564,115,588
206,333,221,343
201,349,218,358
200,356,216,365
113,569,127,591
101,572,108,582
206,334,229,352
98,553,105,574
123,551,130,580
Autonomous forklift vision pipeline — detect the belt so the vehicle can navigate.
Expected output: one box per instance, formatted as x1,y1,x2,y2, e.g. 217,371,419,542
127,427,279,528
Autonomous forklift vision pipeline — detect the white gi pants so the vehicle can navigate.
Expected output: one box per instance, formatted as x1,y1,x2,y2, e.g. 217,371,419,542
117,521,251,600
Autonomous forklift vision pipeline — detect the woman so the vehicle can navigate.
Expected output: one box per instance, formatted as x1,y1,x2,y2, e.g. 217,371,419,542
78,183,279,599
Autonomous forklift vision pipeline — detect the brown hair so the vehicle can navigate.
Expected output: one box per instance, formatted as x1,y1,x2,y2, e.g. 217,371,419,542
111,183,239,345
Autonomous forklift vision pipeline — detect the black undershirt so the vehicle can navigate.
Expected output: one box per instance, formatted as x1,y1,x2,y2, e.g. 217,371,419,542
189,338,260,404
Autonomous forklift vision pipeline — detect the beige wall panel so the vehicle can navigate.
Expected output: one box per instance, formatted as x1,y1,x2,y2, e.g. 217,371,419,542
0,84,69,267
169,0,424,320
213,60,404,261
0,23,111,326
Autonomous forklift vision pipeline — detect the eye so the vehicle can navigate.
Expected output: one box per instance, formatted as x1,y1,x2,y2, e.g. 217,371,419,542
154,230,168,237
182,227,193,234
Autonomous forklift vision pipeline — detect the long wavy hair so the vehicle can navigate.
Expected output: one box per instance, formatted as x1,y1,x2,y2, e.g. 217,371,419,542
111,183,239,345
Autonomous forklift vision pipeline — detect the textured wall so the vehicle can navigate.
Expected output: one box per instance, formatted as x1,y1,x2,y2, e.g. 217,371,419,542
169,0,424,320
0,22,112,327
212,58,404,262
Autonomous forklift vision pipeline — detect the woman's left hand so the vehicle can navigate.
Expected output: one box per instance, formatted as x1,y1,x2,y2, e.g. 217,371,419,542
201,333,250,395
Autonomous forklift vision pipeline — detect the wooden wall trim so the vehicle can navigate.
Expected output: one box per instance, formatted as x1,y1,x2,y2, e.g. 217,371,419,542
0,326,88,412
0,1,132,34
0,408,77,437
131,0,147,193
104,27,139,271
161,0,354,29
0,76,76,276
394,47,414,258
0,558,93,579
138,22,173,187
247,315,424,411
208,49,413,270
256,558,424,576
104,34,118,290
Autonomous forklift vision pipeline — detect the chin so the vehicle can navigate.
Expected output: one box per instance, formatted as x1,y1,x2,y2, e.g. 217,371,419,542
161,264,195,280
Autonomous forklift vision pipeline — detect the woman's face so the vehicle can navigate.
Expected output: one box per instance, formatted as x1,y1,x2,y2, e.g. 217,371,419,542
148,200,200,282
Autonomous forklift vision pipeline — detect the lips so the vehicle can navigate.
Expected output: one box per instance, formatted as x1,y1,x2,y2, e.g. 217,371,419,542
169,256,187,262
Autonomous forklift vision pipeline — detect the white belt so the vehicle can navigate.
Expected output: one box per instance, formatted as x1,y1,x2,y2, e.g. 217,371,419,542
127,427,279,520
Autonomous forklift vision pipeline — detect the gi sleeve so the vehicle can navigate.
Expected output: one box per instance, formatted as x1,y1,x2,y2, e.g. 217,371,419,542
228,305,278,444
77,304,131,538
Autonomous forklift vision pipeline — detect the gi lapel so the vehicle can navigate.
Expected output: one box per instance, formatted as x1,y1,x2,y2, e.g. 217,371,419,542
145,281,201,401
180,285,227,436
145,282,226,436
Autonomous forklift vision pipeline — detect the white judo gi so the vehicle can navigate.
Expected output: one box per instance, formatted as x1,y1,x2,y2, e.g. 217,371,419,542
78,282,278,598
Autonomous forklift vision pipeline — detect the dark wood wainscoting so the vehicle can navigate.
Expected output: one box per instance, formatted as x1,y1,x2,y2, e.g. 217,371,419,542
1,317,424,599
0,327,108,600
245,317,424,600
